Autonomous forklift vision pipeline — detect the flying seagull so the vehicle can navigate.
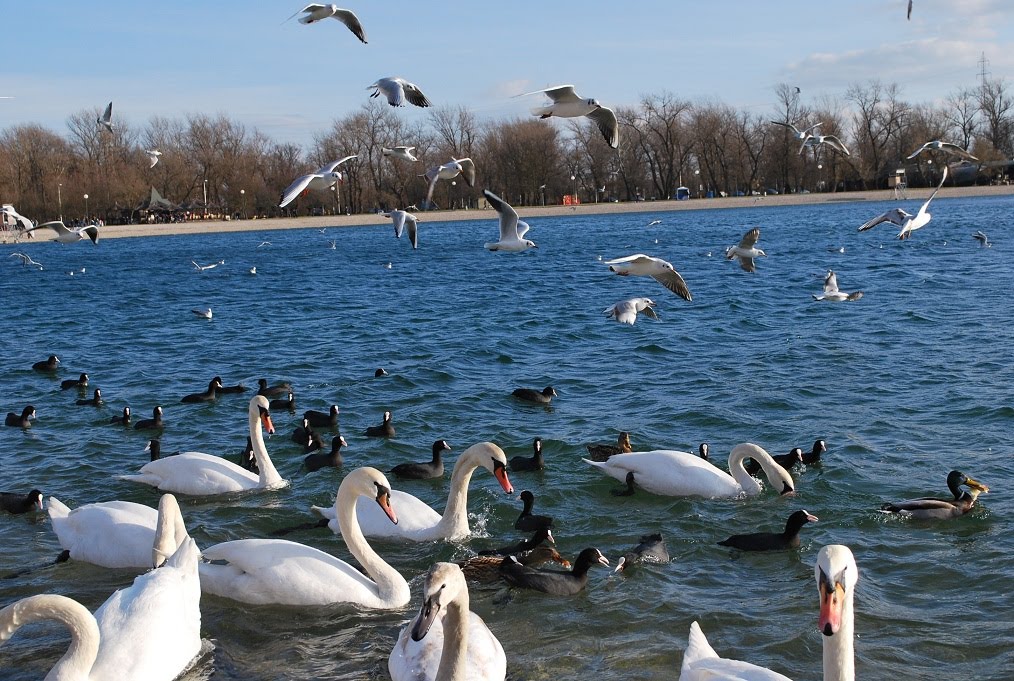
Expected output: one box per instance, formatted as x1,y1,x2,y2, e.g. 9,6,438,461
9,252,43,270
386,210,420,249
424,157,475,207
1,204,34,232
191,308,213,319
145,150,162,168
725,227,766,272
367,77,431,108
287,4,367,43
770,120,823,145
603,254,692,301
906,140,979,163
518,84,619,148
604,297,659,325
192,259,225,271
97,102,113,133
972,230,991,247
26,221,99,245
483,189,536,252
382,146,418,162
813,271,863,302
646,219,662,226
859,165,948,239
278,155,357,208
801,133,850,156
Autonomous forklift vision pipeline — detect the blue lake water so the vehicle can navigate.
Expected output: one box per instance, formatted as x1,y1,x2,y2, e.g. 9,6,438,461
1,195,1012,680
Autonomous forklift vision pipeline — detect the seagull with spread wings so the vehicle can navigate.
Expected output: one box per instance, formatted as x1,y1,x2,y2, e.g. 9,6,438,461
800,133,850,156
278,155,357,208
382,146,418,162
770,119,824,150
386,210,420,249
604,298,659,325
603,254,692,301
9,252,43,270
906,140,979,163
483,190,536,252
859,165,948,239
813,271,863,302
367,77,431,108
26,221,99,245
725,227,766,272
286,4,367,43
96,102,113,133
518,84,618,149
424,158,475,207
145,150,162,168
2,204,34,233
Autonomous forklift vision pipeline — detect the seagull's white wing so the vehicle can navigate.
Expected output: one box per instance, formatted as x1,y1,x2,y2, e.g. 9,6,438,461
823,271,840,295
278,173,317,207
939,142,979,162
101,102,112,123
406,215,418,249
79,225,99,245
29,220,72,237
388,211,407,239
822,135,850,156
605,301,637,325
905,142,931,160
603,254,652,266
334,9,367,43
457,158,476,187
918,165,948,215
516,220,531,239
424,170,441,207
516,84,578,101
801,122,824,135
483,190,520,240
858,208,911,232
770,120,802,136
317,155,358,174
587,107,619,148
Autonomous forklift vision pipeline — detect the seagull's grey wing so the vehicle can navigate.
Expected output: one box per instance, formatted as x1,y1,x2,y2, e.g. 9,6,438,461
101,101,112,123
920,165,948,211
425,171,441,206
81,226,99,245
640,304,660,321
738,227,760,248
457,158,476,187
652,269,692,301
334,9,367,43
278,173,316,207
31,220,71,236
406,216,418,249
525,84,579,103
603,254,652,266
859,208,910,231
483,190,520,240
389,211,406,238
801,122,824,135
770,120,801,135
939,142,979,162
587,107,619,148
823,271,840,294
516,220,531,239
317,155,358,174
738,256,756,273
285,4,320,22
906,142,930,160
822,135,850,156
401,81,432,107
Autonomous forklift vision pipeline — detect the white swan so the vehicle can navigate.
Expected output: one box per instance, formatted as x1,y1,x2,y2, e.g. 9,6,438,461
199,467,410,608
121,395,286,495
1,495,203,681
389,562,506,681
312,442,514,542
816,544,858,681
679,620,791,680
583,443,794,498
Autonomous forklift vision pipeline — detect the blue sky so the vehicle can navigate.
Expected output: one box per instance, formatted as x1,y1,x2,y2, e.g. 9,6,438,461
3,1,1012,147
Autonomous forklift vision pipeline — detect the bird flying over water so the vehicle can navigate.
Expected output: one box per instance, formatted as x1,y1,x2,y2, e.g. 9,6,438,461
26,221,98,245
424,158,475,207
9,252,43,270
604,297,659,325
972,230,990,247
191,259,225,271
725,227,765,272
191,308,213,319
859,166,948,239
97,102,113,133
367,77,431,108
813,271,863,302
1,204,34,233
518,84,619,148
278,155,357,208
483,190,536,252
382,146,418,162
906,140,979,163
603,254,692,301
145,150,162,168
287,4,367,43
386,210,420,249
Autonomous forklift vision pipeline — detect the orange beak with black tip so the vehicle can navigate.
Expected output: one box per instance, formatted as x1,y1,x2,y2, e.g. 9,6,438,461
375,483,398,525
493,460,513,494
259,408,275,435
818,569,846,636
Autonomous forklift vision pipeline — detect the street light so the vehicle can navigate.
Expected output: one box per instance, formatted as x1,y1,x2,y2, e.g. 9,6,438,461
58,183,63,222
570,174,577,204
449,180,456,210
539,184,546,206
202,179,208,218
83,193,89,219
240,189,245,219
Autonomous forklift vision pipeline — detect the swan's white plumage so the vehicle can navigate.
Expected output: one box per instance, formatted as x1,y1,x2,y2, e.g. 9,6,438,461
390,611,506,681
48,497,159,569
679,620,792,680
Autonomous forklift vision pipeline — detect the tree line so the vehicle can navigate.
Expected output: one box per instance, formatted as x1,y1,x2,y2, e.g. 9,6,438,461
2,78,1011,223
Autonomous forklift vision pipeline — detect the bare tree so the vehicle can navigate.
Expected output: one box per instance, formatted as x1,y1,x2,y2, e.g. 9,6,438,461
944,87,979,150
625,92,693,199
846,80,910,188
977,76,1013,157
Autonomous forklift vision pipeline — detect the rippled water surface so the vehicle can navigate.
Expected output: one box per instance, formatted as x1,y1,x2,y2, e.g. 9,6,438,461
2,196,1012,680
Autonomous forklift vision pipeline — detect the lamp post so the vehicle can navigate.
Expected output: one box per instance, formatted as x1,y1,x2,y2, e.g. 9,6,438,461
817,164,823,192
695,169,701,198
202,179,208,218
83,193,89,219
570,174,577,204
240,189,245,219
449,180,456,210
539,184,546,206
58,183,63,222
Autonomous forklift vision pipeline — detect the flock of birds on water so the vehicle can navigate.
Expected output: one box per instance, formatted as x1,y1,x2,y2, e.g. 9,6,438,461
0,2,1001,679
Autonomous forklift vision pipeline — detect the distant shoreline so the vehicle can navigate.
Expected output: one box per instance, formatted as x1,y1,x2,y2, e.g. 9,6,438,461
8,184,1013,243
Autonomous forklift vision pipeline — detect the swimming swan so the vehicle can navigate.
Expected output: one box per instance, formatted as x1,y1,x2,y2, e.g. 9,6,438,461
389,562,506,681
312,442,514,542
679,620,792,680
199,467,410,608
816,544,858,681
584,443,794,498
120,395,286,495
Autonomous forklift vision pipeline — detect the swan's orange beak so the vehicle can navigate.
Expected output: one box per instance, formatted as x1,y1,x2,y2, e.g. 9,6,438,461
818,577,846,636
376,485,398,525
493,461,513,494
261,412,275,435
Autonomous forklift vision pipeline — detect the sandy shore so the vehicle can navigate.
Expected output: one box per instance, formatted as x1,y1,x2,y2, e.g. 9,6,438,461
8,184,1013,243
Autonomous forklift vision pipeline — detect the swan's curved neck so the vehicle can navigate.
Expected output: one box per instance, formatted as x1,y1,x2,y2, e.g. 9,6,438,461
0,594,100,680
250,410,282,488
436,458,480,536
152,496,191,568
727,448,763,495
823,590,855,681
436,590,469,681
336,488,409,605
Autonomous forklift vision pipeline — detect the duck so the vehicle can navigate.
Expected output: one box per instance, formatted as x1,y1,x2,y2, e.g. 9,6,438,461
304,404,340,428
120,395,286,496
217,382,248,394
304,435,349,472
5,405,35,428
257,378,292,398
61,372,89,390
614,533,669,572
679,620,792,680
499,547,609,595
389,562,507,681
32,354,60,372
511,386,557,404
880,470,989,519
509,437,545,472
238,436,258,472
76,388,103,406
478,526,555,557
291,416,314,446
199,467,410,607
109,406,131,426
269,391,295,411
312,442,514,542
134,405,163,430
816,544,859,681
180,376,223,403
718,510,819,551
1,494,202,681
303,429,326,454
583,443,795,499
800,439,827,465
375,367,389,377
391,440,452,479
744,447,803,476
514,490,553,532
584,432,632,461
145,439,165,461
611,471,637,496
365,410,396,437
0,489,44,514
459,545,570,582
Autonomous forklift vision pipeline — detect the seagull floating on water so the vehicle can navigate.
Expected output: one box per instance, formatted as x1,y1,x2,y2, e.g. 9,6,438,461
483,190,536,252
192,308,213,319
386,210,420,249
725,227,765,272
9,252,43,269
257,241,271,248
906,140,979,163
813,271,863,302
26,221,99,245
192,259,224,271
646,219,662,226
424,158,475,207
278,155,357,208
518,84,618,148
859,165,948,239
382,146,418,162
287,4,367,43
367,77,432,108
96,101,113,133
603,254,692,301
604,298,659,325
